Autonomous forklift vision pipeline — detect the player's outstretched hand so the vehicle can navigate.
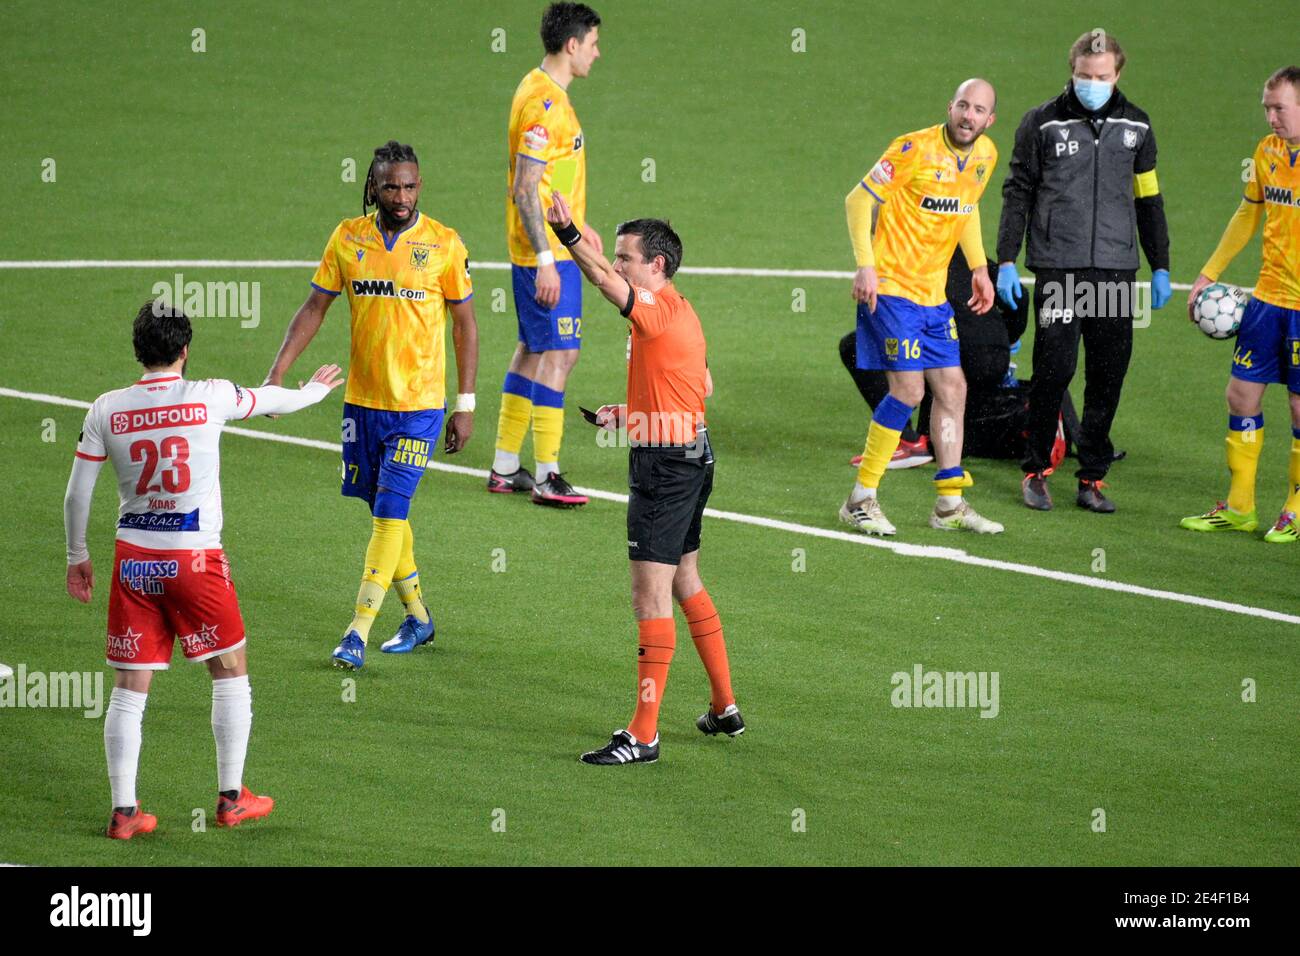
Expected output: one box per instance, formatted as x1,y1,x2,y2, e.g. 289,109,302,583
852,266,878,312
1187,273,1213,323
303,364,345,392
548,192,572,228
67,560,94,604
445,410,474,454
969,269,995,315
595,403,625,431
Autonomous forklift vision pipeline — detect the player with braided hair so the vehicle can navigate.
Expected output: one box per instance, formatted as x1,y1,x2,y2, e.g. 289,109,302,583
264,140,479,669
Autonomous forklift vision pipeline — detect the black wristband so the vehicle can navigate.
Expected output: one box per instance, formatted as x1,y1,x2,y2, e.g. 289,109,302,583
550,220,582,248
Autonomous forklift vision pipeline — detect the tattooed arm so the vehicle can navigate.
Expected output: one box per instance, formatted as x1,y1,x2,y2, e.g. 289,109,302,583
512,158,561,309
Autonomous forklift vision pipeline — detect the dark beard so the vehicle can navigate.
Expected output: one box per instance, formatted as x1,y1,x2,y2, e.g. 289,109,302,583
378,204,416,233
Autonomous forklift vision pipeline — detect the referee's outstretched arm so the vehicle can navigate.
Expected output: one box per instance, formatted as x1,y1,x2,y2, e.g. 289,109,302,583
545,192,631,309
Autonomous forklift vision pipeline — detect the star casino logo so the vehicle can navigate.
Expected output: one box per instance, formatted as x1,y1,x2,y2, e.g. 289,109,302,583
179,623,221,655
108,628,143,660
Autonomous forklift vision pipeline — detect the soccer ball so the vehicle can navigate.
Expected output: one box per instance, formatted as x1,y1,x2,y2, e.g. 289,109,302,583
1192,283,1248,339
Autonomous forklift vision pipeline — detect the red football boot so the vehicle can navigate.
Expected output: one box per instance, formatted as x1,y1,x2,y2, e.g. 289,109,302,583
106,803,158,840
216,786,275,828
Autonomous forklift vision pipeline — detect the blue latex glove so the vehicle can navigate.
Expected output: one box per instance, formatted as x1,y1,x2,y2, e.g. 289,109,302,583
1151,269,1172,310
996,262,1023,309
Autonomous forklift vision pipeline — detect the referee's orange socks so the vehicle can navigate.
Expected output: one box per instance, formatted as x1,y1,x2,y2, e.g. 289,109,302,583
628,618,675,743
681,589,734,712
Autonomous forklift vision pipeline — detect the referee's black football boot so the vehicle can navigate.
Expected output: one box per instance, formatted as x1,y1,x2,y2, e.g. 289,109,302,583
532,471,589,507
486,467,535,494
580,729,659,765
1077,479,1116,514
697,703,746,737
1021,471,1052,511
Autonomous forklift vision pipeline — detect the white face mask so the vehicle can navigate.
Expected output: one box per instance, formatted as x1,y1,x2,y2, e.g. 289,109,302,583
1073,78,1113,111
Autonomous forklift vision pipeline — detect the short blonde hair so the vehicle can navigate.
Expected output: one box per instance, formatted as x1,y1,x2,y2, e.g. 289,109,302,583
1265,65,1300,95
1069,30,1126,74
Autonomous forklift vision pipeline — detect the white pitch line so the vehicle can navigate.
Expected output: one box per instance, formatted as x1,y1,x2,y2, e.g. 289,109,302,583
3,386,1295,626
0,259,1219,291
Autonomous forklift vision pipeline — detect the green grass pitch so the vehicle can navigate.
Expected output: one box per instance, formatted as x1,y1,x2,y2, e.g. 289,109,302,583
0,0,1296,866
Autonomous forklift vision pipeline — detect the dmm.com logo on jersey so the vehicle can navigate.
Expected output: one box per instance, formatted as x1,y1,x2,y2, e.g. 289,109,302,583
110,403,208,435
1263,185,1300,208
119,558,179,595
350,278,426,301
919,196,974,214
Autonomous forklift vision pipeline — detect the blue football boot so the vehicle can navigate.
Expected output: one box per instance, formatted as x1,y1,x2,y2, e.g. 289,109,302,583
331,631,366,670
381,607,435,654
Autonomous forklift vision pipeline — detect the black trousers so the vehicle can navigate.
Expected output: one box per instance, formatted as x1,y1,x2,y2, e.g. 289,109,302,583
1023,268,1135,480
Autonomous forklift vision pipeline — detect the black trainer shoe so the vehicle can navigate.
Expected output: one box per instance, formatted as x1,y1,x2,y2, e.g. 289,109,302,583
1022,472,1052,511
487,467,536,494
1077,479,1116,513
532,471,589,507
697,703,746,737
579,729,659,765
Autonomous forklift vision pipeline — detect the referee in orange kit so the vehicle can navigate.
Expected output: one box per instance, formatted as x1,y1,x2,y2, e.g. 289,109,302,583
544,192,743,765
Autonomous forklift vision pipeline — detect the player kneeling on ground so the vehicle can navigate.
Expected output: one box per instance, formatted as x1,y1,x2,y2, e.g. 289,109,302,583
63,300,342,838
545,193,743,765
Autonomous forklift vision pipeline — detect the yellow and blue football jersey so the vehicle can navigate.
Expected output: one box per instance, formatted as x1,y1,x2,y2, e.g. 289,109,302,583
859,124,997,307
506,67,587,267
1246,134,1300,310
312,211,472,412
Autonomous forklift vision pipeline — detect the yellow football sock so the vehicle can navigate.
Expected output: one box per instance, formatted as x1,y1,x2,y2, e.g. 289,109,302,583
1286,436,1300,514
855,421,903,491
347,517,406,643
1225,426,1263,514
933,468,974,498
391,521,429,623
495,391,533,455
532,404,564,466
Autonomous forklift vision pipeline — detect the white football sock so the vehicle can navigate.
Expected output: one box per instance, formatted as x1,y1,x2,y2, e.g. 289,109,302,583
536,460,558,482
493,450,520,475
212,675,252,794
850,483,877,503
937,495,963,511
104,687,148,809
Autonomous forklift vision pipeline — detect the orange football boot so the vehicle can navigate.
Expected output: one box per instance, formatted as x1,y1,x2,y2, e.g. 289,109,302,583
106,804,158,840
216,785,275,828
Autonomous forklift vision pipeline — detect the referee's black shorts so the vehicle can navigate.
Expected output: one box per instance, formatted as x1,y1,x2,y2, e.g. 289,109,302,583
626,427,715,566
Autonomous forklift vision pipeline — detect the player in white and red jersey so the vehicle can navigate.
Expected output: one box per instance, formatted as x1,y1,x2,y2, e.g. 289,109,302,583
63,300,342,839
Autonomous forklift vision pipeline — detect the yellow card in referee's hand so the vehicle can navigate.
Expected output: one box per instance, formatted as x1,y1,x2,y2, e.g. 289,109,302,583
551,158,577,196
